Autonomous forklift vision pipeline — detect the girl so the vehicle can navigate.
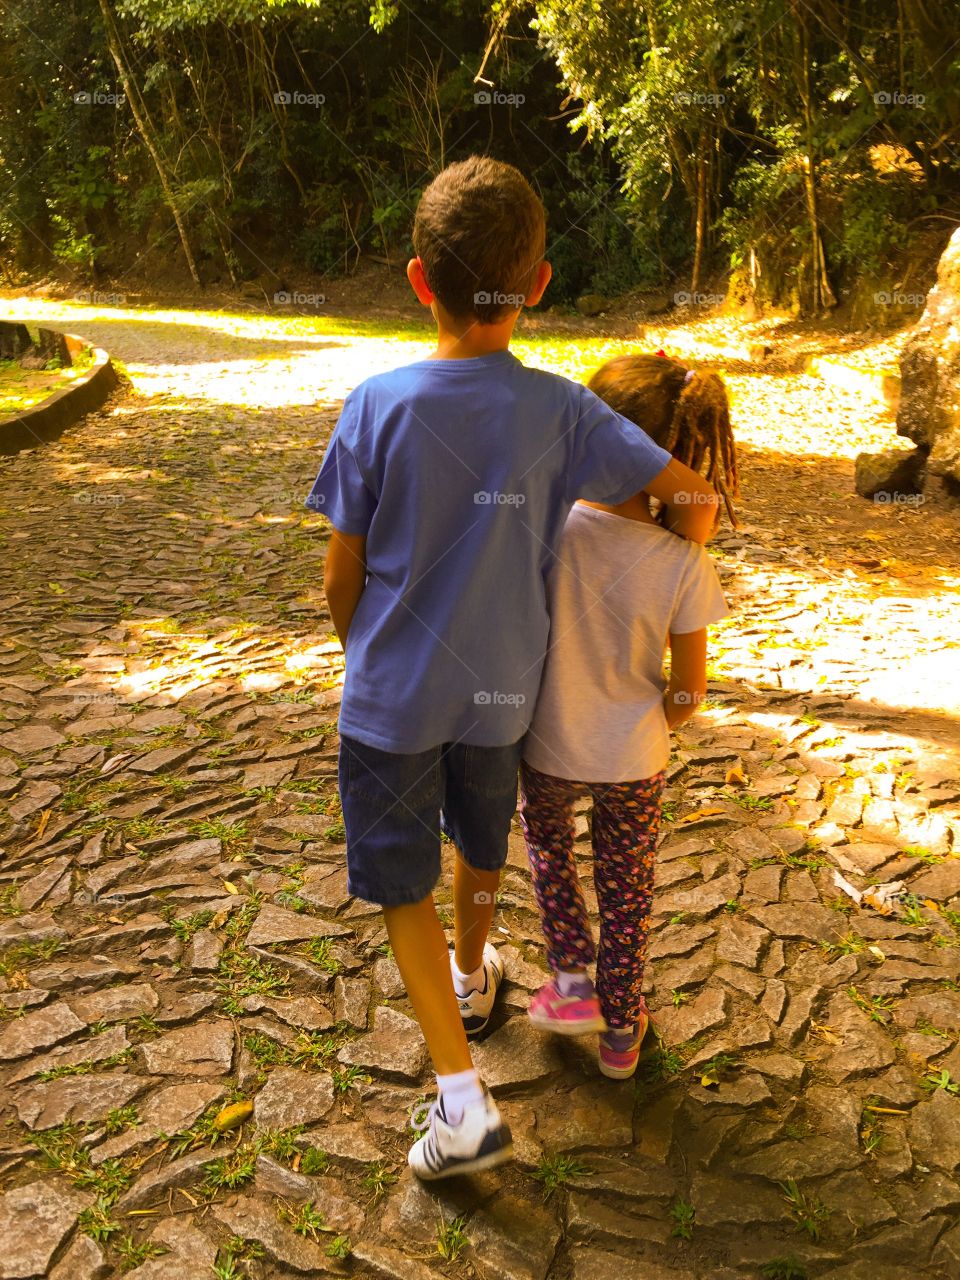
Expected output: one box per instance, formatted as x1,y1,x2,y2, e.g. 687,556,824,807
520,352,739,1079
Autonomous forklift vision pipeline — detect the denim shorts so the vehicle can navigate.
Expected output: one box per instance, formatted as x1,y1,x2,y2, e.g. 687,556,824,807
338,733,523,907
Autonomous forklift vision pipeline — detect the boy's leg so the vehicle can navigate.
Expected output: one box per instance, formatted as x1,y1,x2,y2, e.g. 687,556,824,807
442,740,524,1034
453,855,500,975
519,761,596,975
589,773,664,1031
338,733,512,1178
383,894,472,1075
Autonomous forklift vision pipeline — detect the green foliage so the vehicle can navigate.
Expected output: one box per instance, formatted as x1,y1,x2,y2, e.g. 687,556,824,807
532,1154,590,1198
669,1197,695,1239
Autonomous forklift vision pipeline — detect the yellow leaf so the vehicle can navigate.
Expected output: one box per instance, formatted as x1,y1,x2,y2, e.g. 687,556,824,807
212,1101,253,1133
924,899,938,911
867,945,886,962
725,765,748,787
677,806,728,825
222,880,240,895
700,1068,720,1088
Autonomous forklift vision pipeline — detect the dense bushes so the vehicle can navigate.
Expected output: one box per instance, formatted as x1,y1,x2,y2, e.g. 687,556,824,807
1,0,957,310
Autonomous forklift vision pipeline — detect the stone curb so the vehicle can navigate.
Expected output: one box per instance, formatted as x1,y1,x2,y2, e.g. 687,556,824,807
0,328,118,456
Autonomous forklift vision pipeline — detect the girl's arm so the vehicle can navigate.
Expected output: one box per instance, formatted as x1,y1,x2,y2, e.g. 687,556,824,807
645,459,720,544
664,628,708,729
324,529,367,650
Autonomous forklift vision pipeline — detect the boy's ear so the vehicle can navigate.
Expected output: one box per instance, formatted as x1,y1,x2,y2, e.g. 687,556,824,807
407,257,435,306
524,260,552,308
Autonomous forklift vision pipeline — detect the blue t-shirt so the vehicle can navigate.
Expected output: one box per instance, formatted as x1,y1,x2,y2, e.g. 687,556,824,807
306,350,670,752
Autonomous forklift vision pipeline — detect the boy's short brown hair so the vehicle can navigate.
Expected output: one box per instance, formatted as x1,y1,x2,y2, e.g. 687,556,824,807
412,155,546,325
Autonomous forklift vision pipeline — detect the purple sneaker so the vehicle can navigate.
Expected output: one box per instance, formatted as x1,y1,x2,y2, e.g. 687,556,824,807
528,977,607,1036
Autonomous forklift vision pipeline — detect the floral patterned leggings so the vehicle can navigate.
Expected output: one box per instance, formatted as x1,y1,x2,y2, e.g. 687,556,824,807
519,760,664,1030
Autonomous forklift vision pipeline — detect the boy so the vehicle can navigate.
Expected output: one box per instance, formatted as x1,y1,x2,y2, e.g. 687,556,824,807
306,156,718,1179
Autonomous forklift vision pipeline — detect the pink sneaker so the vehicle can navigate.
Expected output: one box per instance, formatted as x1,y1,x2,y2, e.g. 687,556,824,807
598,1004,650,1079
528,977,607,1036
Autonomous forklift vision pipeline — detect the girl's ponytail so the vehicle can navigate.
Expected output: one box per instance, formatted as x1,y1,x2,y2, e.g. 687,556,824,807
670,371,740,528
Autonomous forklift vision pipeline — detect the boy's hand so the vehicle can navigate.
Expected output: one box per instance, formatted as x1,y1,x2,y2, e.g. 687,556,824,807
644,459,719,544
324,530,367,650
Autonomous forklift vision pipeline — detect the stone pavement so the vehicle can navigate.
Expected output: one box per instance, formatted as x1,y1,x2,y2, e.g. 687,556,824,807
0,301,959,1279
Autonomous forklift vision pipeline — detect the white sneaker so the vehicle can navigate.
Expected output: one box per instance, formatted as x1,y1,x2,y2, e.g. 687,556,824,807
408,1091,513,1180
451,943,504,1036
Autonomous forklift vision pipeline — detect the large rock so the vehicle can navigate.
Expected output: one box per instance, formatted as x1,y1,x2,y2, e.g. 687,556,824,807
253,1065,334,1130
467,1193,561,1280
0,1001,85,1061
471,1017,564,1089
337,1006,427,1081
0,1180,92,1279
897,224,960,483
854,447,926,500
139,1019,234,1076
13,1073,152,1130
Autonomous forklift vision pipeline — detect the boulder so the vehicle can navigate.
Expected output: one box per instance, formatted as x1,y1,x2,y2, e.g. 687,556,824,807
0,321,32,359
575,293,609,317
854,446,927,500
897,225,960,484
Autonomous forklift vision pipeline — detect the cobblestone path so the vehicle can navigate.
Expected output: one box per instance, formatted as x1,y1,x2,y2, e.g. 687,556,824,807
0,300,958,1280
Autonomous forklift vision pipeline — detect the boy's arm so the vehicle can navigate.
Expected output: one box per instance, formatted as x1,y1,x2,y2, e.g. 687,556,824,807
664,628,708,729
644,459,720,544
324,530,367,650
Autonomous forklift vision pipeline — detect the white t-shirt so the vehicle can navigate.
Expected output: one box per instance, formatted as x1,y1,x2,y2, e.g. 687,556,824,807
523,504,729,783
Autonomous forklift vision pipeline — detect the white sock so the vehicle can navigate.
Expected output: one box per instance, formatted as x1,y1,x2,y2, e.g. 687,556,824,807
436,1068,484,1124
556,968,589,995
451,956,485,997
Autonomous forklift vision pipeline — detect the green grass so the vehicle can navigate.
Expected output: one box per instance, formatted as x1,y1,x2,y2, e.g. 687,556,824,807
532,1154,590,1198
116,1237,167,1271
436,1215,469,1263
162,907,214,942
282,1200,326,1240
669,1197,695,1239
362,1159,399,1201
189,817,249,854
921,1069,960,1096
780,1179,830,1240
847,986,893,1025
201,1150,258,1193
104,1105,139,1136
327,1235,351,1259
300,1147,330,1175
760,1260,808,1280
306,936,341,974
0,884,23,917
78,1202,121,1244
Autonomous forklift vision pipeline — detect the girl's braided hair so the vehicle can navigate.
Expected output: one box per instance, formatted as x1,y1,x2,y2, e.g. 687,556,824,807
588,353,740,527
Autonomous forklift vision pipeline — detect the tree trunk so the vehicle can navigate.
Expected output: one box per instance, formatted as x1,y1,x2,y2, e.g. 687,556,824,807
796,8,835,312
691,138,708,294
96,0,201,287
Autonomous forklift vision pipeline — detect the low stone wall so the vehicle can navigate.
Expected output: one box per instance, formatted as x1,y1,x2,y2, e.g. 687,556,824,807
0,328,118,456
